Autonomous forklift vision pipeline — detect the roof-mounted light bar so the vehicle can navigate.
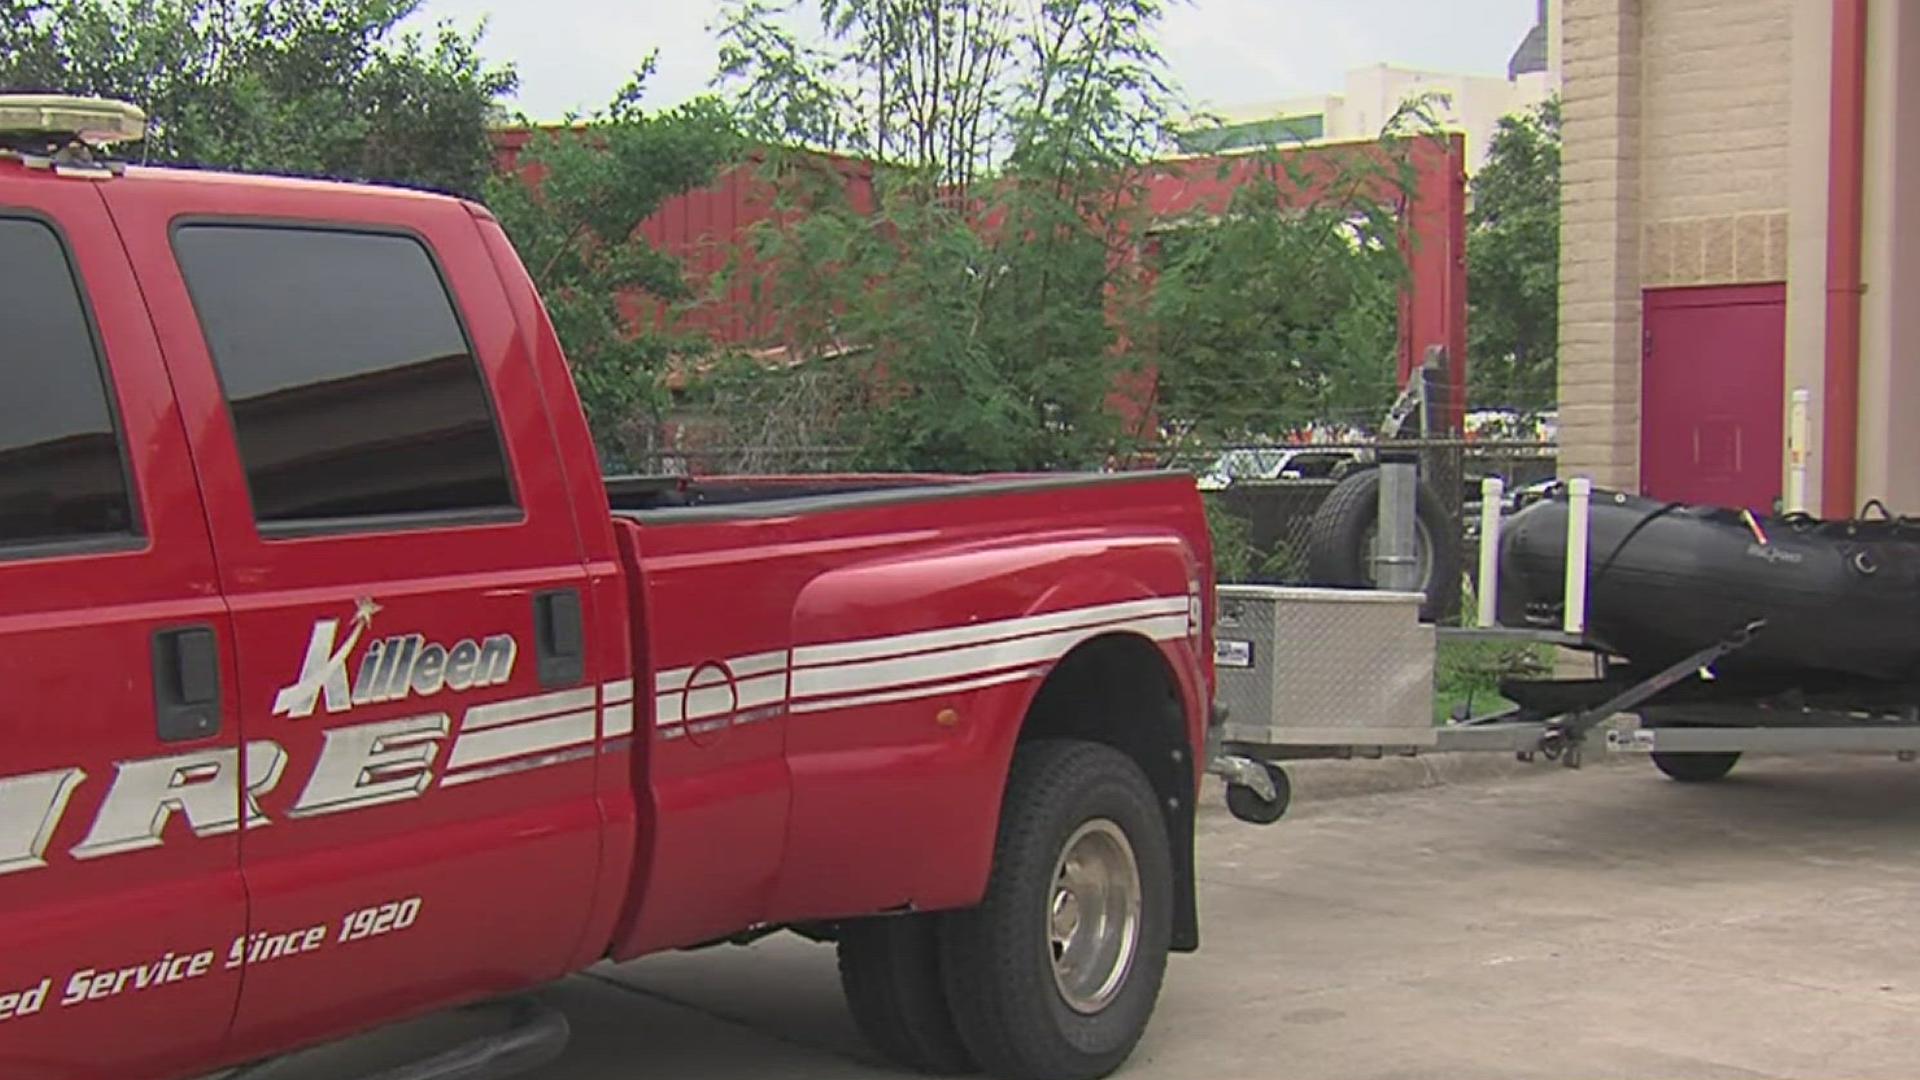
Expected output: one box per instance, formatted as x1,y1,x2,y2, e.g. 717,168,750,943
0,95,147,146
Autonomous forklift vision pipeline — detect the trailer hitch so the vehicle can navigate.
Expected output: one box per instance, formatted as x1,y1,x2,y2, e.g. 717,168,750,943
1542,620,1766,767
1206,702,1291,825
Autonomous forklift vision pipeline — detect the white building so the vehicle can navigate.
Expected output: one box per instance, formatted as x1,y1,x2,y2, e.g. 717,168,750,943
1178,2,1559,172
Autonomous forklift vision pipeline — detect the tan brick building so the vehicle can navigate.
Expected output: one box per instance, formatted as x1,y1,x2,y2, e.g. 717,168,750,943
1558,0,1920,516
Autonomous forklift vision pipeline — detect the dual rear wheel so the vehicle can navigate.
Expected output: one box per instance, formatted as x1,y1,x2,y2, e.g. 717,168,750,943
837,737,1737,1078
837,740,1172,1080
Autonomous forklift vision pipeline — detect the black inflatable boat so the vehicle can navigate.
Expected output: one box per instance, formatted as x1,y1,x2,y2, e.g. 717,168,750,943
1499,489,1920,685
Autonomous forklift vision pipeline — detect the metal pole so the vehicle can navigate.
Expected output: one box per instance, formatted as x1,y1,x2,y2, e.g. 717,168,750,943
1476,477,1505,627
1563,478,1592,635
1376,457,1420,593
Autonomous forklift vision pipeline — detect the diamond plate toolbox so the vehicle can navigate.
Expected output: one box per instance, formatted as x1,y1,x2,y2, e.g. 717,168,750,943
1213,585,1436,747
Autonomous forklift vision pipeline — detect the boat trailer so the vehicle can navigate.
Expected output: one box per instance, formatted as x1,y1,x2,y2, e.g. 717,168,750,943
1208,465,1920,825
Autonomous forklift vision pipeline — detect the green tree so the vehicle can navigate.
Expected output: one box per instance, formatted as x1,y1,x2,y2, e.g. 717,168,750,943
483,70,738,467
1467,96,1560,414
1142,118,1432,445
709,1,1445,470
0,0,515,196
710,0,1178,472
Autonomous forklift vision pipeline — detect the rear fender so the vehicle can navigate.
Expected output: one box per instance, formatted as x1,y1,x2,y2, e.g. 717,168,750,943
775,531,1207,925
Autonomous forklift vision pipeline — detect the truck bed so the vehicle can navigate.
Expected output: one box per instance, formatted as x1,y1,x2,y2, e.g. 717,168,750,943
609,470,1180,522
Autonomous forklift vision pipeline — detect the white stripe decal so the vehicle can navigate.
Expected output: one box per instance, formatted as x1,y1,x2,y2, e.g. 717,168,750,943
447,709,596,770
646,596,1188,738
652,649,790,697
790,597,1188,668
655,672,788,728
1134,613,1193,641
602,702,634,737
726,650,791,678
682,683,735,722
737,671,789,708
440,745,597,787
790,668,1044,714
463,688,596,732
602,679,634,705
791,615,1188,701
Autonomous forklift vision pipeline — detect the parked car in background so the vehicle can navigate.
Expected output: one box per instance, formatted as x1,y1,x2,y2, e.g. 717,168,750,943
1464,409,1558,443
1464,477,1564,559
1195,445,1368,490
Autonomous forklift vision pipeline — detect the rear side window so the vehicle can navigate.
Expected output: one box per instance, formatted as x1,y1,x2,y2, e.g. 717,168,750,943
0,216,137,550
172,224,515,530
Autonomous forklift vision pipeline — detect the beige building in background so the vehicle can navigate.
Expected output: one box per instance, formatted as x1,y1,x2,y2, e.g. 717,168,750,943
1180,0,1560,171
1205,61,1559,172
1559,0,1920,515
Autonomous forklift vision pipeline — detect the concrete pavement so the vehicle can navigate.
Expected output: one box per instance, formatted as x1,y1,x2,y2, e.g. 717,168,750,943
268,755,1920,1080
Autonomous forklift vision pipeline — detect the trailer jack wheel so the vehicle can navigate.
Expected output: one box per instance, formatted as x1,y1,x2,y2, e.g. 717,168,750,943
1225,762,1291,825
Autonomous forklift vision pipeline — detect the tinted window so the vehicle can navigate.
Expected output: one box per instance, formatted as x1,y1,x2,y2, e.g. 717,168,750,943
173,225,514,527
0,217,136,548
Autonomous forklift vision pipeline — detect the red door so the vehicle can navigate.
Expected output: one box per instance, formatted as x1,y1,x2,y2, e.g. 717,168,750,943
1641,284,1786,511
107,182,607,1059
0,178,245,1079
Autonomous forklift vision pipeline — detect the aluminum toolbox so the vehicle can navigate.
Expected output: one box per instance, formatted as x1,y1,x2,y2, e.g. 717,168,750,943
1213,585,1436,747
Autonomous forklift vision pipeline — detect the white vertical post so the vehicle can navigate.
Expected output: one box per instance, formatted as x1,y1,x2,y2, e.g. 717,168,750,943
1787,387,1811,514
1563,478,1593,635
1475,477,1505,627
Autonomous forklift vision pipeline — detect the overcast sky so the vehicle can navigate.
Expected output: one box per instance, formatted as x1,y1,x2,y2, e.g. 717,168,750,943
406,1,1539,121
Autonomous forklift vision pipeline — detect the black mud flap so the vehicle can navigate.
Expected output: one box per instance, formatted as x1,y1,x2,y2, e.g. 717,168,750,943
1170,765,1200,953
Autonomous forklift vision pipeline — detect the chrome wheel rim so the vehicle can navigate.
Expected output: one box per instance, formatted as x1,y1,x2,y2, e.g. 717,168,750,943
1048,819,1141,1014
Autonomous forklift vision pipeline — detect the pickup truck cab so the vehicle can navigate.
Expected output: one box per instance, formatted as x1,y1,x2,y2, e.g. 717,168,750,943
0,98,1216,1080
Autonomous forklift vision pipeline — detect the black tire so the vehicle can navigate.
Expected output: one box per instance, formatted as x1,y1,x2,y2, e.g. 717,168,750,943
1224,762,1291,825
839,914,976,1074
1305,467,1462,622
940,740,1172,1080
1650,750,1741,783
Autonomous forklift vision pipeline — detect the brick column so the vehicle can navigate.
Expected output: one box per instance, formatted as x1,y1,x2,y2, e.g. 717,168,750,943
1558,0,1643,490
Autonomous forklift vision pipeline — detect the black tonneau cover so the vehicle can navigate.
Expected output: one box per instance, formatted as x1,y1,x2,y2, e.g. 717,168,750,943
608,471,1183,525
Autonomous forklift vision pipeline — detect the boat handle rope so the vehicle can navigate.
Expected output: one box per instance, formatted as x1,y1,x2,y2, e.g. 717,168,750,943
1588,499,1685,590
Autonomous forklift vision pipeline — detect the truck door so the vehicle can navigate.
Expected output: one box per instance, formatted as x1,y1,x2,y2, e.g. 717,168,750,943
0,181,245,1078
107,187,608,1056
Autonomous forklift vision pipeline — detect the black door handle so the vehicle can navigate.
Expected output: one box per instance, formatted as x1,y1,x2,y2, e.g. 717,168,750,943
153,626,221,743
533,589,584,689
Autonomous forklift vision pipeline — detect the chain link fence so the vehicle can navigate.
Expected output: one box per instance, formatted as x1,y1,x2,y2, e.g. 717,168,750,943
621,427,1556,625
1177,439,1558,624
629,444,866,476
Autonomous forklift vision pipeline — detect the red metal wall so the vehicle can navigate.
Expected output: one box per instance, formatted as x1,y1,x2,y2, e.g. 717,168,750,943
491,130,1469,428
493,132,876,348
1138,134,1469,428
